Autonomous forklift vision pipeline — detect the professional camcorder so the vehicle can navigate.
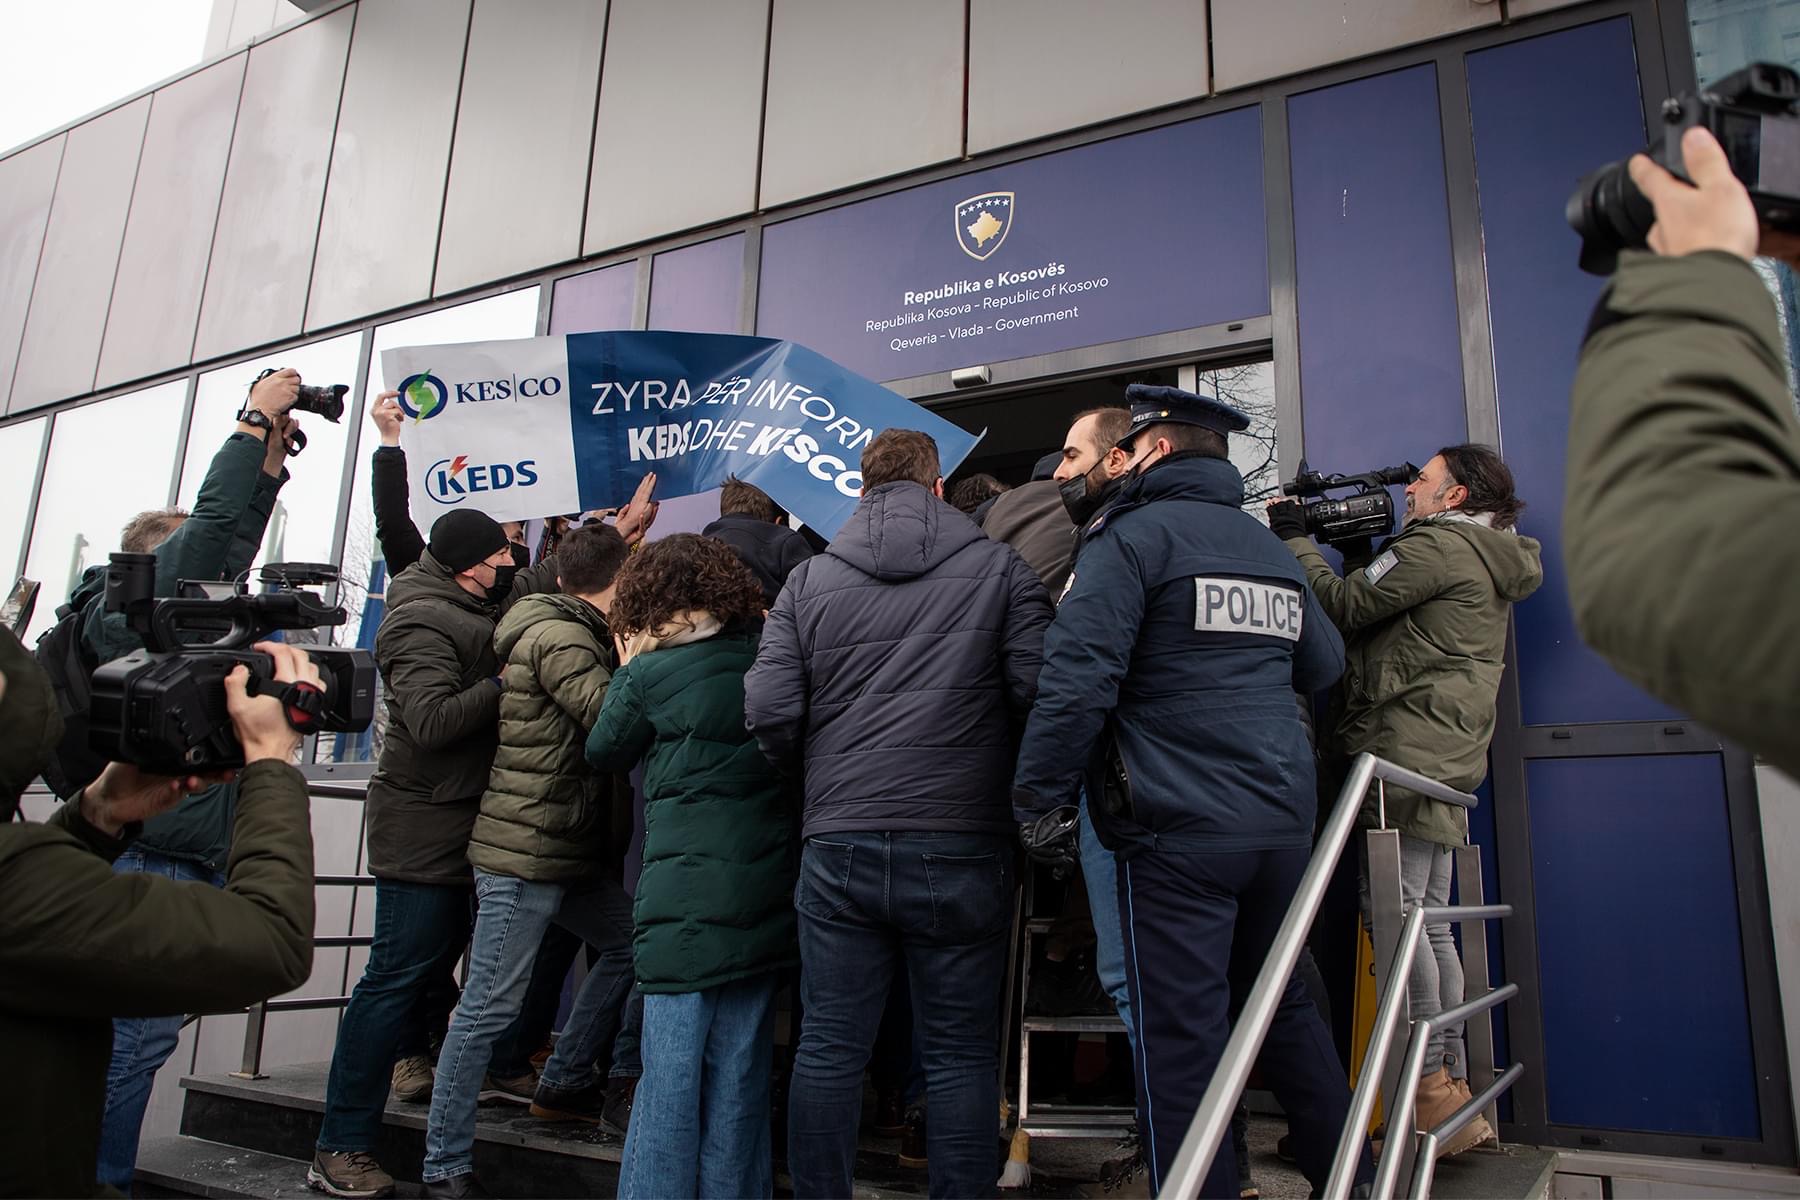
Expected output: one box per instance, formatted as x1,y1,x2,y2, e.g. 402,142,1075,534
1280,461,1418,546
1567,62,1800,275
88,554,375,774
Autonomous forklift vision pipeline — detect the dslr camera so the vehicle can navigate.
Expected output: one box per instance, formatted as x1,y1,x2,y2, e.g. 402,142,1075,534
88,554,376,774
1568,62,1800,275
248,367,350,455
1280,461,1419,546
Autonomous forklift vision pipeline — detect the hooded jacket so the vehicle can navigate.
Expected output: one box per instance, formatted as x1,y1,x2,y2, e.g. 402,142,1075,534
587,625,797,992
1284,511,1543,845
365,548,559,886
744,481,1053,838
701,513,815,606
980,479,1077,595
1012,454,1345,856
1567,251,1800,779
0,629,313,1198
467,593,627,882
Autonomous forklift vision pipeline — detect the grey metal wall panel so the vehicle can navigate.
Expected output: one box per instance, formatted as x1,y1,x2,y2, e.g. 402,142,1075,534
97,55,247,390
0,137,64,411
1509,0,1594,13
8,100,149,414
968,0,1210,153
193,5,353,363
761,0,964,209
434,0,607,296
226,0,279,47
1212,0,1500,91
585,0,765,254
308,0,469,329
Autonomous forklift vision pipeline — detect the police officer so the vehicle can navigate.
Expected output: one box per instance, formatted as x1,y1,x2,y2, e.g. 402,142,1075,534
1012,385,1371,1198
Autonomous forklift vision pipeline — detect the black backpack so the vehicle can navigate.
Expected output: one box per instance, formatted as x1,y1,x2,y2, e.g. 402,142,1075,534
33,593,109,799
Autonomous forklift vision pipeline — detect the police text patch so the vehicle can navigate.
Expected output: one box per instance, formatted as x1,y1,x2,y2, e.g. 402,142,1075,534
1193,577,1304,642
1364,550,1399,586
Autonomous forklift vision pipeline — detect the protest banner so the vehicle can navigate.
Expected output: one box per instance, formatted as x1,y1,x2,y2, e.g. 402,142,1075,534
381,331,983,537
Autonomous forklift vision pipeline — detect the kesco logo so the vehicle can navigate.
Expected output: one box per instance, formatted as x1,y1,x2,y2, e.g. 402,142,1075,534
426,455,540,505
956,190,1013,261
398,372,448,421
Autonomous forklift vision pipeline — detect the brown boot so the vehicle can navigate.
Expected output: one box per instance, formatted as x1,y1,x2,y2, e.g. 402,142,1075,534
1413,1067,1494,1158
1449,1076,1499,1148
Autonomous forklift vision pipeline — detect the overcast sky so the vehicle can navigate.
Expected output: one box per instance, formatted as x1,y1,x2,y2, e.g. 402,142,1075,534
0,1,212,154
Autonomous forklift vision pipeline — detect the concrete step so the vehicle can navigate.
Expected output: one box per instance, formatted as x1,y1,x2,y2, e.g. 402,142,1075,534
135,1136,332,1199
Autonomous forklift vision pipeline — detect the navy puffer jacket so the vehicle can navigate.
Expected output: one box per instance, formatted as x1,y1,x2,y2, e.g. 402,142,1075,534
744,481,1052,839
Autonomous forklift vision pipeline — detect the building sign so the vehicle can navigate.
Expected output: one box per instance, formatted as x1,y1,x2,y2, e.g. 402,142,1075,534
757,106,1268,382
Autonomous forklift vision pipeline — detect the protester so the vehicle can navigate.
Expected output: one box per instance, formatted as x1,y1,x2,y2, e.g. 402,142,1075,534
746,429,1052,1199
587,534,797,1200
1013,386,1363,1198
947,471,1008,519
1270,444,1540,1156
701,476,815,606
1566,125,1800,777
0,630,318,1199
309,510,566,1200
33,369,304,1191
979,450,1075,593
420,525,637,1197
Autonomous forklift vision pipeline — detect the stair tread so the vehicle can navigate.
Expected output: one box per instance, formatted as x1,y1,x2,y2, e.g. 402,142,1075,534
135,1136,319,1199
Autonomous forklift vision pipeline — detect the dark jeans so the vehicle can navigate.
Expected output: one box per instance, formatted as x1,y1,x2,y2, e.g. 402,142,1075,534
1117,847,1373,1199
317,879,474,1153
394,962,461,1061
492,924,645,1082
788,832,1013,1200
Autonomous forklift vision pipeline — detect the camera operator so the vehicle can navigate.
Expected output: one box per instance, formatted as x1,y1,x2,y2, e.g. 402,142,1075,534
1567,126,1800,779
0,629,317,1198
31,367,305,1190
1267,447,1541,1156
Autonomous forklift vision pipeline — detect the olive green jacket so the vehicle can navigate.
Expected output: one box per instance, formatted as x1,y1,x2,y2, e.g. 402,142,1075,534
1285,517,1542,845
468,593,629,882
1567,250,1800,779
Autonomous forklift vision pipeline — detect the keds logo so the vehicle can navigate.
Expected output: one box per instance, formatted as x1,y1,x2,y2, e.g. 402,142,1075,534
426,455,540,505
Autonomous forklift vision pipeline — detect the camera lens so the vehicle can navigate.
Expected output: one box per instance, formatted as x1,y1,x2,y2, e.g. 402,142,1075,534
292,384,349,423
1567,160,1657,276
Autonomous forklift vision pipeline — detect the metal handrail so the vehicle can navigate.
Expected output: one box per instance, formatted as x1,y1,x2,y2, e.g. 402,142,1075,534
1409,1063,1525,1197
1158,753,1491,1200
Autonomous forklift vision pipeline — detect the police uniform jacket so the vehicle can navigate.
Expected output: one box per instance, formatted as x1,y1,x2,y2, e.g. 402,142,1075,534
1012,452,1345,857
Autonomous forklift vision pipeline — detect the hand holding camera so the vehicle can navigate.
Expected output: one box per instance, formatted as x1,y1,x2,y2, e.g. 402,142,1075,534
225,641,324,764
239,368,351,458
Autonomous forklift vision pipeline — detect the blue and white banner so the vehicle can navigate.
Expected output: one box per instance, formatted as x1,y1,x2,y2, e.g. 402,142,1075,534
382,332,983,538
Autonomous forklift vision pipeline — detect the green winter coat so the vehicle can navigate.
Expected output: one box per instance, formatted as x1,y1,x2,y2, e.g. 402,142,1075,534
585,631,797,994
1285,517,1542,845
468,593,629,882
71,431,287,871
366,549,560,886
1567,250,1800,779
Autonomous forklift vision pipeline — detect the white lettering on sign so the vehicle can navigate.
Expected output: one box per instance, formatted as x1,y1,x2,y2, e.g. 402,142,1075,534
1193,577,1304,642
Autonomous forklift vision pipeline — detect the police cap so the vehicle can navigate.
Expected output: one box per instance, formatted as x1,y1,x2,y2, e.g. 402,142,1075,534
1117,383,1250,448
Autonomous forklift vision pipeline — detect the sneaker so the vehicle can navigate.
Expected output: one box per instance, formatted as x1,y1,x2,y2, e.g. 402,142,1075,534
529,1074,609,1126
307,1150,395,1199
1414,1067,1494,1158
602,1076,639,1137
872,1085,907,1137
390,1054,434,1103
479,1066,537,1105
898,1106,928,1169
423,1174,492,1199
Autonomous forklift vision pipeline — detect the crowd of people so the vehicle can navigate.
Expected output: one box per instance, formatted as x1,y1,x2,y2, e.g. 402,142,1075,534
3,123,1797,1200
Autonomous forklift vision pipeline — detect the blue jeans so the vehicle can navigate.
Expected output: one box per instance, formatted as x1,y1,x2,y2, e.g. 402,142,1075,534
1077,791,1135,1052
96,847,225,1190
789,832,1013,1200
318,880,474,1153
491,925,644,1082
423,870,634,1183
618,975,779,1199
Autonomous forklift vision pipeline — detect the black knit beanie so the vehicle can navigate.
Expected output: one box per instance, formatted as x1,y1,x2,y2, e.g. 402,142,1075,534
429,510,509,572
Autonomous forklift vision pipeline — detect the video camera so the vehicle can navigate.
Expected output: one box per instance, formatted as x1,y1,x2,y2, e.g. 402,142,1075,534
1568,62,1800,275
1280,461,1419,547
88,554,375,774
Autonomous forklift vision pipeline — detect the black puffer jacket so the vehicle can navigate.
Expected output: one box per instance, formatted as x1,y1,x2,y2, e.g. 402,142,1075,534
365,549,558,886
744,482,1052,838
702,514,814,605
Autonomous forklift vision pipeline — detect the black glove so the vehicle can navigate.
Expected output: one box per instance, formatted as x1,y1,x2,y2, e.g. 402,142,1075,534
1337,536,1377,571
1018,805,1081,874
1266,500,1308,542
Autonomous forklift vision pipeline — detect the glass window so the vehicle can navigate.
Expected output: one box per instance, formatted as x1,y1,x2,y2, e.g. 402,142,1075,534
0,417,46,587
324,288,540,764
1194,360,1281,512
20,382,187,644
179,332,363,571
